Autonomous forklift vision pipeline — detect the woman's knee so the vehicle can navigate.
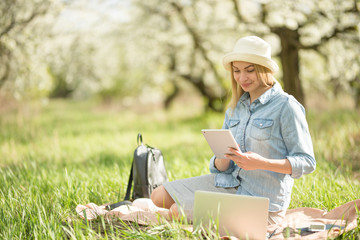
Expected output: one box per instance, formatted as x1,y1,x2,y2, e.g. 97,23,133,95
150,185,174,208
150,185,164,204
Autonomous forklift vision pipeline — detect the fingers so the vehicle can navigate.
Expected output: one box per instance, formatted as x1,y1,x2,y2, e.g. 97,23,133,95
227,147,243,156
224,154,235,160
224,150,247,168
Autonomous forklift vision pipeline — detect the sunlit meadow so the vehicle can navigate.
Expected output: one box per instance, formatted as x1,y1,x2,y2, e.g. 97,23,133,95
1,99,360,239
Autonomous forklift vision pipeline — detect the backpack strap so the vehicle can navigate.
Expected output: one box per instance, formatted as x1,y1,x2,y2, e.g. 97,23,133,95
137,133,143,146
124,161,133,201
124,133,142,201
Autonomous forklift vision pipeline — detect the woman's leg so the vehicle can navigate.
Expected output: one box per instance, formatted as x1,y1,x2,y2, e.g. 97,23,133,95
151,186,180,219
152,175,237,220
150,185,175,209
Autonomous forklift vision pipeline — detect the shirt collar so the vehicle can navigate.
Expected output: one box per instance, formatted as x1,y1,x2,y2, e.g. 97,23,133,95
239,79,283,105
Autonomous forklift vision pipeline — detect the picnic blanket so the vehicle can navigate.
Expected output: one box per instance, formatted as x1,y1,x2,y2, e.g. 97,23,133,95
76,199,360,239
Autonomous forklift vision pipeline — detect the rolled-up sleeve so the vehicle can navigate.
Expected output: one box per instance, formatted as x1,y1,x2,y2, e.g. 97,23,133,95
281,98,316,179
209,155,236,174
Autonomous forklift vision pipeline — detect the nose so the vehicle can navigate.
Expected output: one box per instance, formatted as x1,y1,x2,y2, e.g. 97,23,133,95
236,72,247,83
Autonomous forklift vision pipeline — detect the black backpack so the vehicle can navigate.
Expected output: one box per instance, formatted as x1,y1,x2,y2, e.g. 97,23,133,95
107,133,168,210
124,133,168,200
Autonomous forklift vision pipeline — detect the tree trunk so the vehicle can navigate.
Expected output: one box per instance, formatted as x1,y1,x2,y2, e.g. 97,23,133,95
350,76,360,110
164,82,179,109
275,28,305,106
179,73,226,112
355,90,360,110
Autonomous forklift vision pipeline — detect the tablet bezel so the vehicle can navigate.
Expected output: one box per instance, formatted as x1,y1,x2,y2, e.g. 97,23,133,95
201,129,241,159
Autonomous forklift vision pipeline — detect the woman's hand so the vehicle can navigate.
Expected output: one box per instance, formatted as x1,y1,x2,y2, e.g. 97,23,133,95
225,148,293,174
225,148,267,171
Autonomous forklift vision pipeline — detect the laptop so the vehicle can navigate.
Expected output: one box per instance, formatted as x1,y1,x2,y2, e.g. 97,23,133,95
193,191,269,240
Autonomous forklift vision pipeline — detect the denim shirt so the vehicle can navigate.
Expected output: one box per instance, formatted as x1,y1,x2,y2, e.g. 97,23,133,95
209,81,316,212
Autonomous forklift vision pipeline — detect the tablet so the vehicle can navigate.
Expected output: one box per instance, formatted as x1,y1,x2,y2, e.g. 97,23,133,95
202,129,241,159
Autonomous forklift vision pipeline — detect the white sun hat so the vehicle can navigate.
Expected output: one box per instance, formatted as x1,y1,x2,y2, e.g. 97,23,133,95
222,36,279,73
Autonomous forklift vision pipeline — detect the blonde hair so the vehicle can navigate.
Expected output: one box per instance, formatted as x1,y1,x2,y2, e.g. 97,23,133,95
229,64,275,110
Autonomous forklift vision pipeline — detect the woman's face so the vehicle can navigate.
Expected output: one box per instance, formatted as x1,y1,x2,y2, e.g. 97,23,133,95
232,61,267,98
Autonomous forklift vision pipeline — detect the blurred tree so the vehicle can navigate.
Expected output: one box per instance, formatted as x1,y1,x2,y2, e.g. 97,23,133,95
319,38,360,108
47,37,101,99
351,76,360,109
128,0,231,112
128,0,360,110
1,0,358,110
0,0,53,93
169,2,228,111
47,0,143,101
230,0,360,106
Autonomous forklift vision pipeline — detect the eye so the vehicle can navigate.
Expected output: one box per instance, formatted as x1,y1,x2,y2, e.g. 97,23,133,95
247,68,255,73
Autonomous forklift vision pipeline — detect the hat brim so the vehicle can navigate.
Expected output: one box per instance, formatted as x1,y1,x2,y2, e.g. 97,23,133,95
222,53,279,73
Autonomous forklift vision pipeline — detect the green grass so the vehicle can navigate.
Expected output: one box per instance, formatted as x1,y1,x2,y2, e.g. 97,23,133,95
1,99,360,239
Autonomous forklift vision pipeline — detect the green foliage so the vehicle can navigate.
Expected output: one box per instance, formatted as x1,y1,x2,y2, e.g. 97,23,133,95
0,100,360,239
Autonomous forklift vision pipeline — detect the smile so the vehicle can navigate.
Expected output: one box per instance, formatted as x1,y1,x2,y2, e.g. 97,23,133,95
241,83,252,88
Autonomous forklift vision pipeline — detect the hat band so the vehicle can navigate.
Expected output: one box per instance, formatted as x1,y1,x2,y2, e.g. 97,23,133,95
222,53,278,73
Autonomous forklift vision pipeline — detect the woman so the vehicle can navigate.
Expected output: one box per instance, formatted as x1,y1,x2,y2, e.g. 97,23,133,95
151,36,316,225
